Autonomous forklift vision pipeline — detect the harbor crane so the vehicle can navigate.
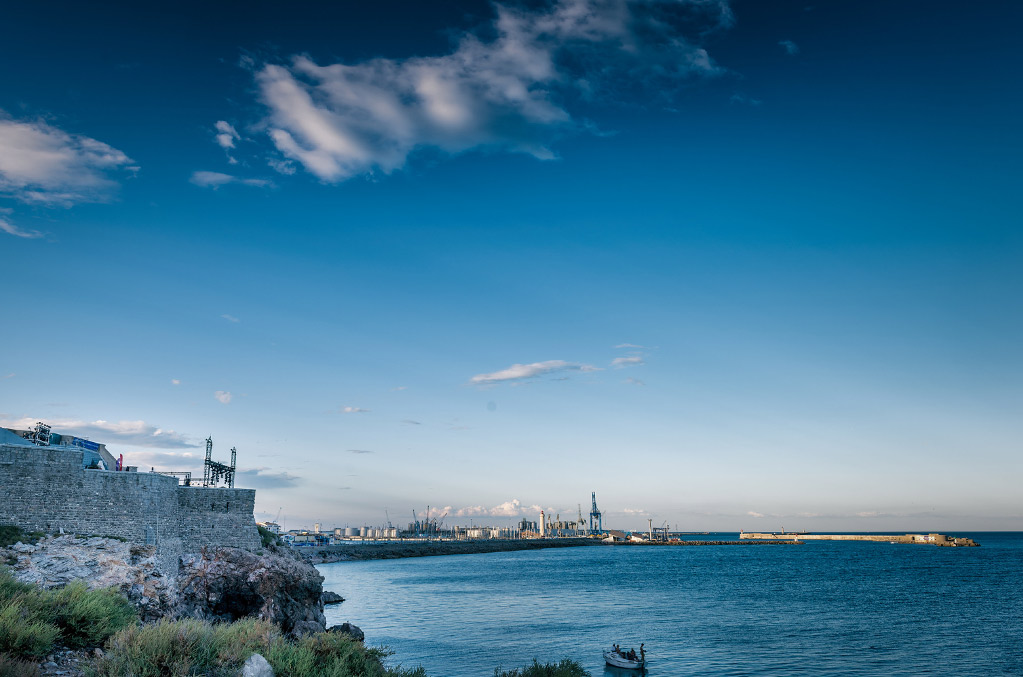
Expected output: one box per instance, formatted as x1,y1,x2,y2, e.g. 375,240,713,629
589,492,603,534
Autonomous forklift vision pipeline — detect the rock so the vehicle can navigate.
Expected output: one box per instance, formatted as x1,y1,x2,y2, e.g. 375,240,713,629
327,622,364,642
177,547,325,636
321,590,344,605
240,653,274,677
93,648,105,658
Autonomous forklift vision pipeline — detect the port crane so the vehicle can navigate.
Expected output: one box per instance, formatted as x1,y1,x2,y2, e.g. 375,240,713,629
589,492,603,534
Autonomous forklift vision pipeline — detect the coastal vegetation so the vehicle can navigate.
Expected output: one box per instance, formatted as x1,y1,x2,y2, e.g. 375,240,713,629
0,569,136,659
494,659,590,676
93,617,425,677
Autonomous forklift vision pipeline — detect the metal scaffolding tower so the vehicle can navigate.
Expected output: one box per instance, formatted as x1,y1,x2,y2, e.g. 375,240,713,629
202,436,236,488
589,491,602,534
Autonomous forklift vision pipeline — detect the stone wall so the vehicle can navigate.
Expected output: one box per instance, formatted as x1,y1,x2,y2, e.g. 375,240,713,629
0,444,259,565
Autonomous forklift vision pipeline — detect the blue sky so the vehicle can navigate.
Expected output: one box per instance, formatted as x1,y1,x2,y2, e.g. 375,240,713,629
1,0,1020,531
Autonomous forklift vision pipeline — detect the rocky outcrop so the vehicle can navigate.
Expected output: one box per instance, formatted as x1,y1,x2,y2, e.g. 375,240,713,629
327,622,364,642
321,590,344,605
177,546,326,636
3,536,326,635
4,535,176,622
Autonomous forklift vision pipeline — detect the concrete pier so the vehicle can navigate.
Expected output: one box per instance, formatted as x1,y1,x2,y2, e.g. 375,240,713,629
739,532,979,547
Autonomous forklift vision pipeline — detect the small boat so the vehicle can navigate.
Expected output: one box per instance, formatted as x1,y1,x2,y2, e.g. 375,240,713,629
603,648,645,670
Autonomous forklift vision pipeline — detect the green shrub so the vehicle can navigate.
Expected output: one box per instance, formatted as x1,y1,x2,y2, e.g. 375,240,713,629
0,526,44,548
257,525,282,549
49,581,136,648
0,653,41,677
494,658,590,677
0,602,59,658
94,617,426,677
0,568,135,658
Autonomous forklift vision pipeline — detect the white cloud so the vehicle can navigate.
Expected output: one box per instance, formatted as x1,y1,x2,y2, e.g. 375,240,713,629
0,112,136,206
220,314,240,323
747,511,765,518
779,40,800,55
190,171,272,189
614,343,648,349
214,121,240,150
470,359,599,384
622,507,648,515
214,390,233,404
252,0,731,182
0,217,43,239
3,373,14,379
611,356,644,368
625,377,645,386
456,498,543,517
348,449,374,454
0,417,197,448
171,379,181,385
342,406,369,413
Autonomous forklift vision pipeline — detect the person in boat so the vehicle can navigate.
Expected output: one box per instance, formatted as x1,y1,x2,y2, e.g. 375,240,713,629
640,644,645,661
627,648,637,661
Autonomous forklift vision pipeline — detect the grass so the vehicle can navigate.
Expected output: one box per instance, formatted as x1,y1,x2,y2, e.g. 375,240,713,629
93,617,426,677
0,569,136,659
494,659,590,677
0,526,44,549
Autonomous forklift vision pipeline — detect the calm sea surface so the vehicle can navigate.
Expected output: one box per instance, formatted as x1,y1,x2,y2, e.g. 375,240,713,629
320,533,1023,676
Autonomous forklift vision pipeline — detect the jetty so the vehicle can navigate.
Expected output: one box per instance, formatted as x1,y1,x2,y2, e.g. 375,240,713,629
739,532,978,547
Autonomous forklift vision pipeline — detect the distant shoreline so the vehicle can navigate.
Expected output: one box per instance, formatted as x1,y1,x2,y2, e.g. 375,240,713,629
302,537,799,563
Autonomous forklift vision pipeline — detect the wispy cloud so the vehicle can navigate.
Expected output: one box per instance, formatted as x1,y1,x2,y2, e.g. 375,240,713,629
470,359,599,384
220,314,240,323
0,417,197,448
779,39,800,55
730,93,762,106
0,111,136,206
348,449,374,454
190,171,272,189
235,467,302,489
747,511,765,518
3,373,14,380
614,343,649,349
214,390,233,404
401,419,422,425
250,0,731,182
342,406,369,414
171,379,181,385
611,356,644,368
0,216,43,239
625,377,645,386
215,121,240,149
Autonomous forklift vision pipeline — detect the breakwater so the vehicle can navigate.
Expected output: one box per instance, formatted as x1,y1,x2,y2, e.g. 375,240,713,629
302,538,600,563
740,532,979,546
302,537,800,563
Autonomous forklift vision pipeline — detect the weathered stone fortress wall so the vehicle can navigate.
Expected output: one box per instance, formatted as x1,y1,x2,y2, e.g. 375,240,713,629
0,444,260,565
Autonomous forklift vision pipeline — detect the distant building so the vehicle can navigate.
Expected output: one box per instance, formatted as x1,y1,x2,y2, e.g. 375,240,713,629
1,422,117,470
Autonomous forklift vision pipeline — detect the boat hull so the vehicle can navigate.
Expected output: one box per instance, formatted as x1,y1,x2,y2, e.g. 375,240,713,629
603,650,645,670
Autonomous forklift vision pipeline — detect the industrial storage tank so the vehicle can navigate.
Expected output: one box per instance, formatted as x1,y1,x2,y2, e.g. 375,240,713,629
387,528,397,538
344,527,356,537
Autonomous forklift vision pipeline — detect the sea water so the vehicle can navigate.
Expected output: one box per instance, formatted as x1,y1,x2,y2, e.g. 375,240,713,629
320,533,1023,676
